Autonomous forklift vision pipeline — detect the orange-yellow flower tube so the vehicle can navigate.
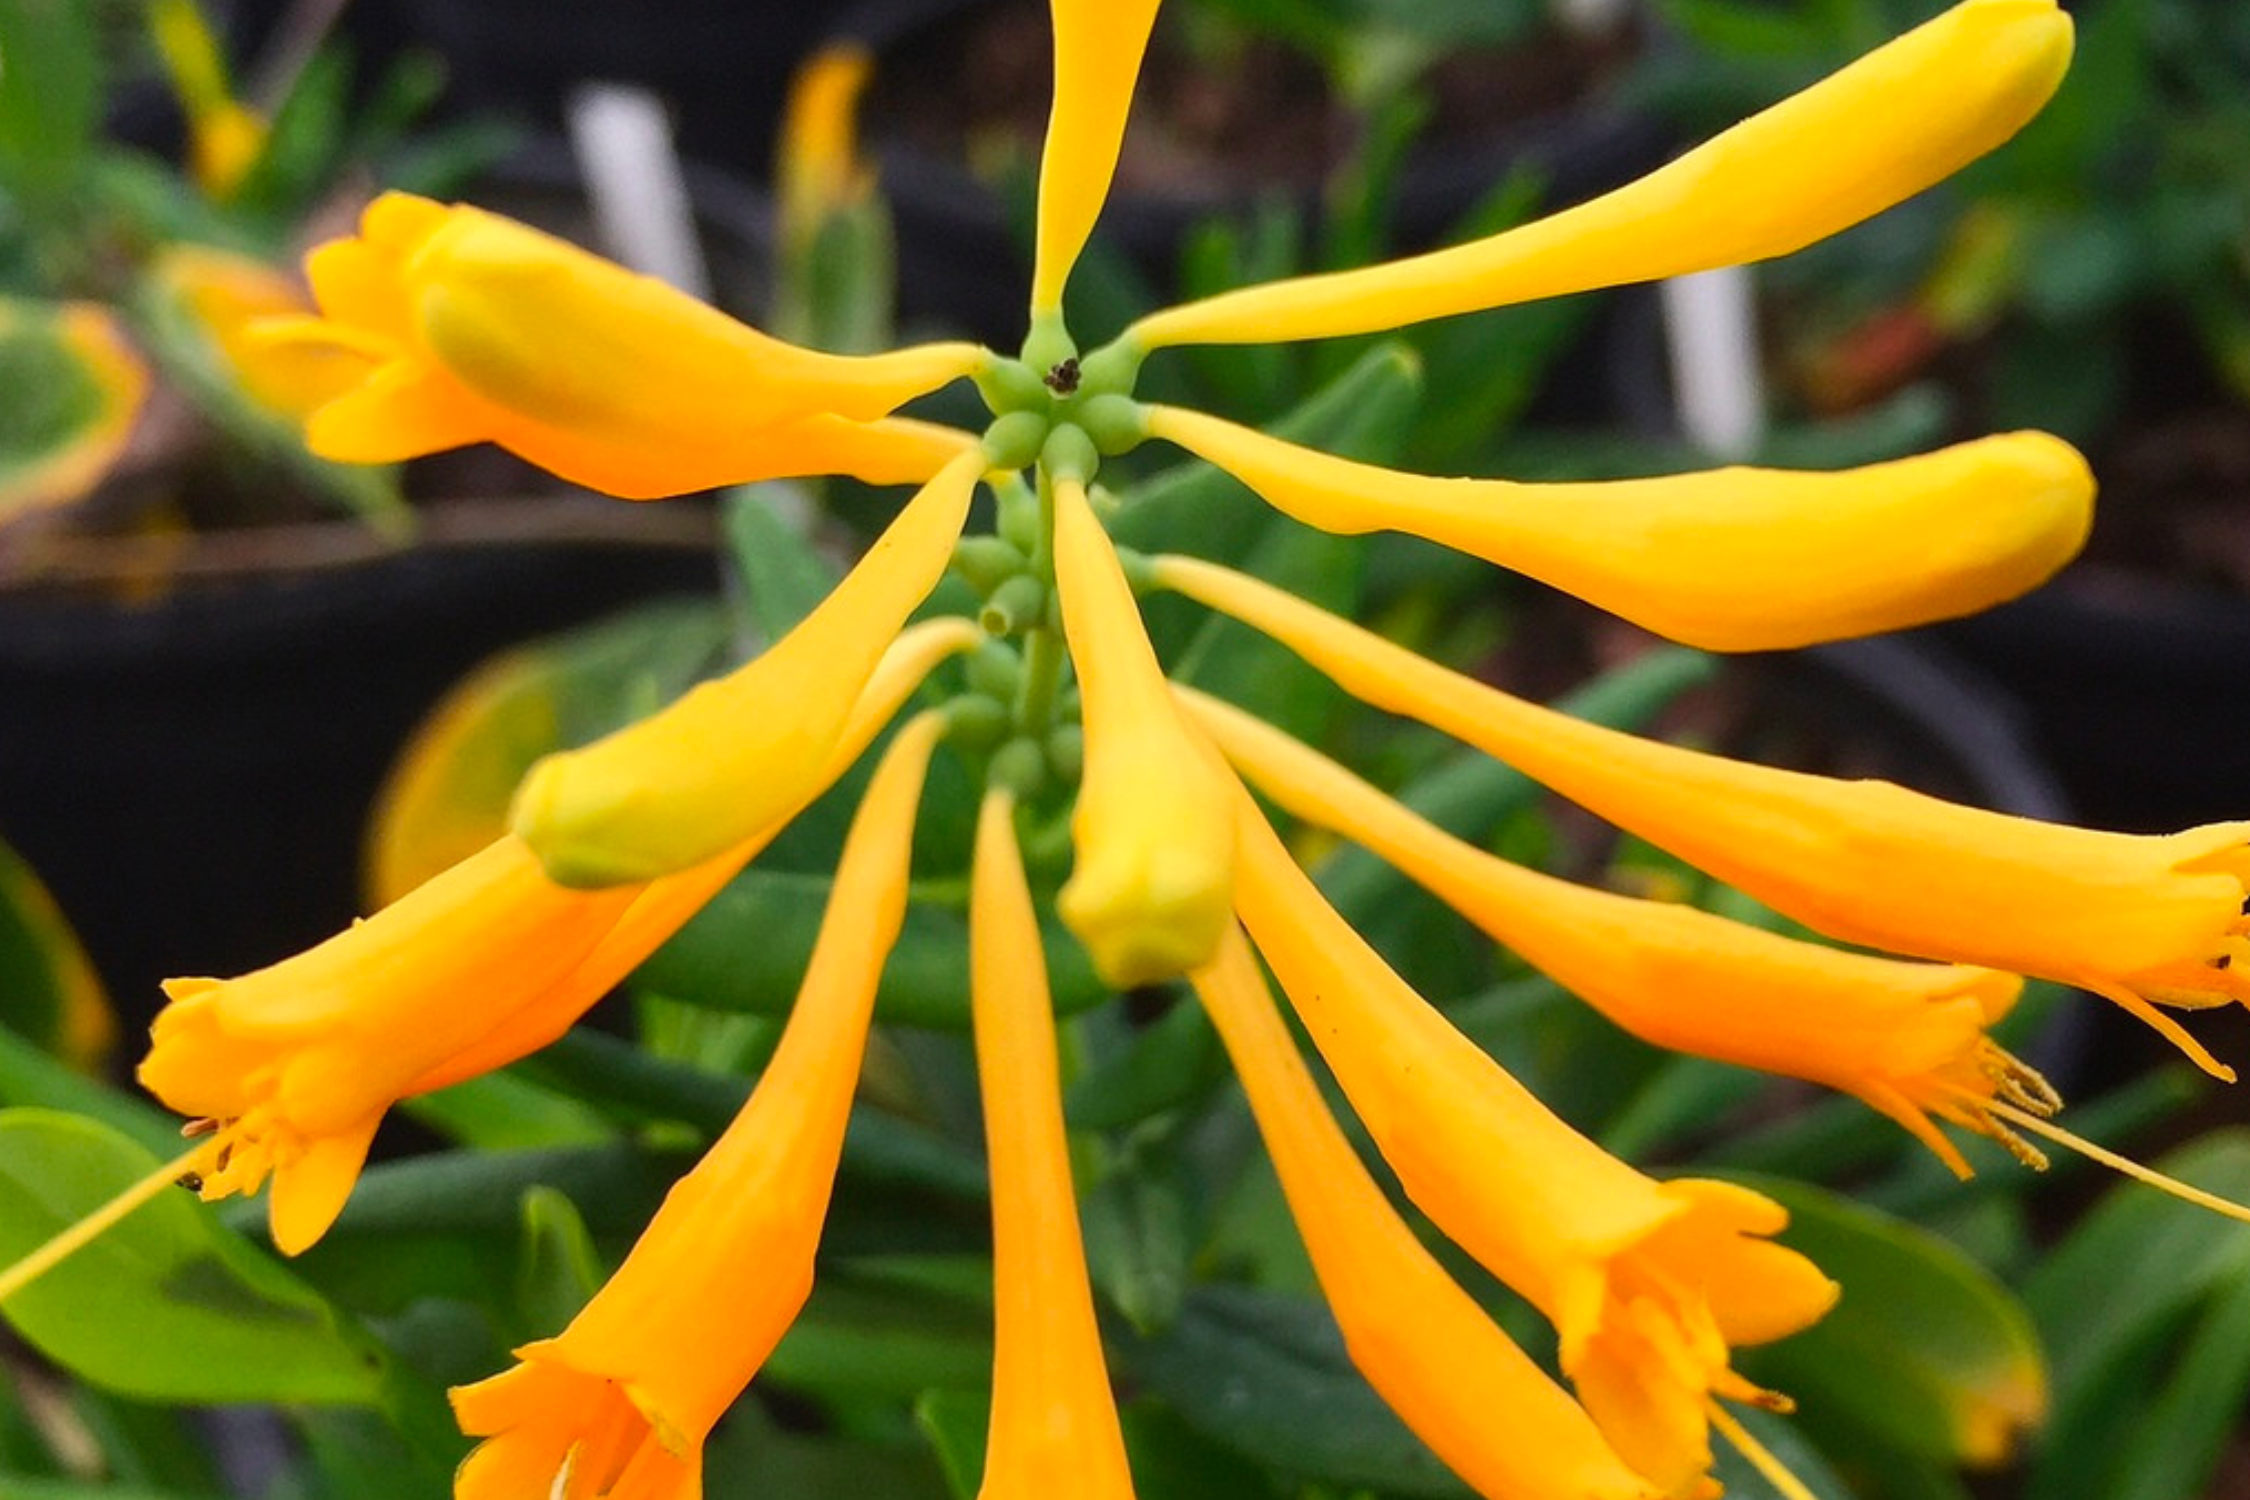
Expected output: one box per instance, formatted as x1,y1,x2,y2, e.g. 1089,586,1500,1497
452,711,946,1500
1157,555,2250,1079
1052,475,1237,986
149,0,267,199
1190,929,1657,1500
1128,0,2071,349
971,789,1137,1500
779,42,876,246
1223,801,1835,1494
1184,688,2034,1177
149,246,366,423
1030,0,1163,315
138,619,981,1254
512,450,984,886
286,192,985,496
1145,404,2093,651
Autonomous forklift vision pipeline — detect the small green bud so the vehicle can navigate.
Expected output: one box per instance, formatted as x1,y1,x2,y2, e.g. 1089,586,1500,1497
1074,393,1147,455
995,475,1042,554
974,357,1053,415
1076,337,1145,397
1045,723,1084,785
981,409,1050,470
951,535,1029,595
1021,311,1077,380
944,694,1013,750
988,736,1051,800
1040,422,1100,484
981,574,1049,636
966,639,1024,699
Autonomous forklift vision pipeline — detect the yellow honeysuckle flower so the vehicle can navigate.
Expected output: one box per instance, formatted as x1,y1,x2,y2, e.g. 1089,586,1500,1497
779,42,877,244
1222,795,1836,1494
281,192,986,496
1051,474,1237,986
1144,404,2094,652
134,620,978,1254
1183,687,2035,1178
1190,928,1660,1500
1156,554,2250,1079
149,0,268,200
512,450,984,886
1127,0,2072,350
452,711,945,1500
1030,0,1163,318
0,300,149,521
148,245,366,423
971,788,1137,1499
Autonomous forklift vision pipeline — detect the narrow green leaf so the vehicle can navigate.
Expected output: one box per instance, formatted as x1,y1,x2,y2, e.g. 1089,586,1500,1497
1124,1286,1472,1498
400,1070,616,1152
721,483,844,645
1066,997,1229,1131
0,0,101,206
0,1110,391,1406
513,1185,605,1340
0,1024,176,1155
638,869,1105,1028
913,1388,990,1500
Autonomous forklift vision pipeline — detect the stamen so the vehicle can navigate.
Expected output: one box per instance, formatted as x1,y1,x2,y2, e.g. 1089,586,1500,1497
180,1116,220,1139
1983,1098,2250,1225
0,1135,226,1304
1708,1401,1826,1500
1979,1041,2061,1115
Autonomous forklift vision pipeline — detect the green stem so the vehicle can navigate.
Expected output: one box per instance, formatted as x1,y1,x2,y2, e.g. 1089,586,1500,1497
1012,465,1068,733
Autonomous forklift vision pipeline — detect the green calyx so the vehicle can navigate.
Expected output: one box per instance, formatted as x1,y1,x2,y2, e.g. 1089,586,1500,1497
973,316,1149,483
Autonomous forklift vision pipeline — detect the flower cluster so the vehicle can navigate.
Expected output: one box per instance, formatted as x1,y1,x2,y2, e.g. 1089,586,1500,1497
18,1,2250,1497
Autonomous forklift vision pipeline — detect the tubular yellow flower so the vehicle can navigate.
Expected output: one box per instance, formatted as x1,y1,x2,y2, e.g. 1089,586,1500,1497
149,0,267,199
1185,688,2034,1177
971,790,1137,1500
1145,405,2094,651
137,620,980,1255
1223,800,1835,1495
149,246,366,422
0,300,149,519
512,449,984,886
1051,475,1236,986
284,192,985,496
1189,929,1658,1500
452,712,946,1500
1127,0,2071,350
139,838,643,1255
1158,555,2250,1079
1031,0,1164,315
779,42,876,245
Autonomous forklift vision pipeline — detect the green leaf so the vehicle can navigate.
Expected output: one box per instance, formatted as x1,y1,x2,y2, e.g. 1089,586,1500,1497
0,1019,174,1156
0,300,143,526
0,0,101,206
1118,1399,1284,1500
513,1185,604,1339
1082,1152,1195,1334
1740,1177,2046,1469
1124,1285,1472,1498
2024,1130,2250,1500
764,1258,995,1401
1066,996,1229,1131
913,1388,990,1500
399,1069,616,1152
0,1110,391,1406
0,838,108,1069
721,483,845,644
637,868,1105,1028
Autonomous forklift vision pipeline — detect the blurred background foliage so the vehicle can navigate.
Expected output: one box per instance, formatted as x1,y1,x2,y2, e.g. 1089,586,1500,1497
6,2,2250,1500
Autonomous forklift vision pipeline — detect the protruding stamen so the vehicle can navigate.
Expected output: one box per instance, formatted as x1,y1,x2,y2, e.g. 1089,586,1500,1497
1708,1401,1826,1500
0,1135,228,1304
1983,1098,2250,1224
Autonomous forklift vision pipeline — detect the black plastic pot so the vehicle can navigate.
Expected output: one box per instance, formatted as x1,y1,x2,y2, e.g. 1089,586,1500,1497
0,528,716,1029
